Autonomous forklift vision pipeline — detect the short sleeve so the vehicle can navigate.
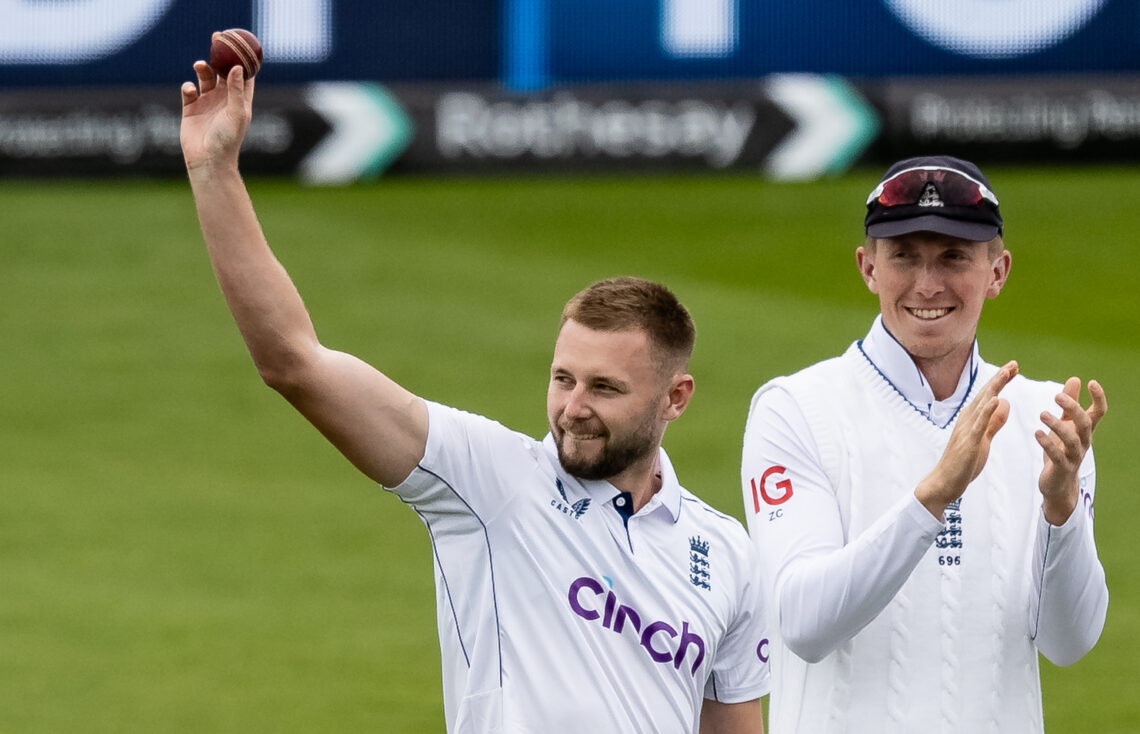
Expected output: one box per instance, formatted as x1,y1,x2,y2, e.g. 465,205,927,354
389,401,537,521
704,539,771,702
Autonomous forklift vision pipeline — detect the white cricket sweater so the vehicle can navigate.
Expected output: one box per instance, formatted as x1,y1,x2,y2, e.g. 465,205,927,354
742,338,1107,734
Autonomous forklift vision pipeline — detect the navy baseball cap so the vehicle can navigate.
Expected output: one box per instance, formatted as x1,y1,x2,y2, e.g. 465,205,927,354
864,155,1003,241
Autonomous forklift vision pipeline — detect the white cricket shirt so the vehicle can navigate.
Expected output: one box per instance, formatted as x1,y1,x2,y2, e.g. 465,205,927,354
391,400,770,734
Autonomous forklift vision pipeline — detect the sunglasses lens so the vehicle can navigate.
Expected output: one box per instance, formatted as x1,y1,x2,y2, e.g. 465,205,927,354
876,169,988,208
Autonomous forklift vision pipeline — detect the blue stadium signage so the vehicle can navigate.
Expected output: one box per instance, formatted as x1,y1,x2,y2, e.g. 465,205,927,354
1,0,1138,88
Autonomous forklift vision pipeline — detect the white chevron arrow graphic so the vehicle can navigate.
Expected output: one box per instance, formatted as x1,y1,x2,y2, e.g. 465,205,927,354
764,74,879,181
300,82,413,185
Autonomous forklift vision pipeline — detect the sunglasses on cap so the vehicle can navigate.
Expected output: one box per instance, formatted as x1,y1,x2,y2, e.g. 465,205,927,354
866,166,1000,209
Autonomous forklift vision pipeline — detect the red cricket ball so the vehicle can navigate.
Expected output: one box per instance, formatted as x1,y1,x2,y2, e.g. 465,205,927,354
209,28,263,79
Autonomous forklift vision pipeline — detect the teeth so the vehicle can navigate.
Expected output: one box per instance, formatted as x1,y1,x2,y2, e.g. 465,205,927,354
911,308,949,320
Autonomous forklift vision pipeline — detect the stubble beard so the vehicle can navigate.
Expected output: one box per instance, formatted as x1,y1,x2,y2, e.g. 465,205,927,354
554,412,660,482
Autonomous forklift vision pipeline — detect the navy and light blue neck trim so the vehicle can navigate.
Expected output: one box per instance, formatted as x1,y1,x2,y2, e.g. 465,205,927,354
858,315,980,429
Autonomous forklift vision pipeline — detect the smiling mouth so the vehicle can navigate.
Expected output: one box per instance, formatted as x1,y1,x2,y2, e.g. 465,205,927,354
908,307,952,320
566,432,603,441
560,425,605,441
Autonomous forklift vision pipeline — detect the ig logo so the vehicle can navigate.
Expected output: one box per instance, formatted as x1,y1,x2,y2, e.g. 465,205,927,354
750,465,793,513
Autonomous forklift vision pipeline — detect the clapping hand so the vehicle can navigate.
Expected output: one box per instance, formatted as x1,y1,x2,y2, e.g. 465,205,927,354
1037,377,1107,525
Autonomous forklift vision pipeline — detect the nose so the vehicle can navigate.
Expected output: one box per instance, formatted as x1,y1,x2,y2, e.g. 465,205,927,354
563,385,592,420
914,262,945,298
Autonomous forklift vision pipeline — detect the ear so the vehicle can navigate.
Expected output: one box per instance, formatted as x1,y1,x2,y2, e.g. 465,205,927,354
856,245,878,294
662,374,695,422
987,249,1012,299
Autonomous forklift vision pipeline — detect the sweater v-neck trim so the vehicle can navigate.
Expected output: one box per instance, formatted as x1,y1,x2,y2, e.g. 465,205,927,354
847,342,978,436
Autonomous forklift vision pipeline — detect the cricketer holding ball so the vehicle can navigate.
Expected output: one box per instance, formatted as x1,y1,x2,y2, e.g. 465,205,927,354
741,155,1109,733
180,63,769,733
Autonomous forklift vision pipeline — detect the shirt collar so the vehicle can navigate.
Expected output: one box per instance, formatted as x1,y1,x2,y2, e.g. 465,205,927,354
860,315,979,427
541,433,682,522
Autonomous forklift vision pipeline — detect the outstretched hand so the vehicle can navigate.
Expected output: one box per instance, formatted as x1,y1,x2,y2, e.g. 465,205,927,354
180,62,254,171
1037,377,1107,524
915,361,1019,519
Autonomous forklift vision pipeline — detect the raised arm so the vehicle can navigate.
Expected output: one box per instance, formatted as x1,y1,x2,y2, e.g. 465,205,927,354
180,62,427,487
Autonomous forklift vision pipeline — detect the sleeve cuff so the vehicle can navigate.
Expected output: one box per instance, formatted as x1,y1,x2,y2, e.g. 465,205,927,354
904,492,951,536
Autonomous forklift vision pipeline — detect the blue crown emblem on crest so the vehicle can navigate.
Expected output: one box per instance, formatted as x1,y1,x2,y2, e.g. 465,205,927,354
689,535,711,591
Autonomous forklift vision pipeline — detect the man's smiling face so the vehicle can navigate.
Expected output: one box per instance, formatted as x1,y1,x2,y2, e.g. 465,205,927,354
857,232,1010,369
546,320,668,483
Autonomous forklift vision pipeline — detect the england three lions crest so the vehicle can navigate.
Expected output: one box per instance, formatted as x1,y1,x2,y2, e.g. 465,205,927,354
689,536,710,591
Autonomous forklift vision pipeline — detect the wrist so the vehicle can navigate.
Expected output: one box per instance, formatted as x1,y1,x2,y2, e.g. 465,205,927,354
1039,475,1080,526
914,477,950,521
1041,493,1078,526
186,156,236,175
185,157,244,193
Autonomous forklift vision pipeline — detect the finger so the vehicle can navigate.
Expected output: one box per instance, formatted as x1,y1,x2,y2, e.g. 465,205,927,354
226,65,249,111
1054,383,1096,447
1062,376,1081,402
180,81,199,107
960,395,1002,450
1055,390,1090,434
985,398,1011,440
1035,427,1077,467
1039,410,1084,460
1087,379,1108,429
985,360,1019,398
193,60,215,92
962,361,1017,422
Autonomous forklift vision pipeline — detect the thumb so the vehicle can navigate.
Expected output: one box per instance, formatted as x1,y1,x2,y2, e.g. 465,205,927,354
985,398,1010,440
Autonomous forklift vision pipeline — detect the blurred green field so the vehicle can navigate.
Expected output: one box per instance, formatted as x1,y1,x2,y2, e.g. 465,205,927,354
2,166,1137,732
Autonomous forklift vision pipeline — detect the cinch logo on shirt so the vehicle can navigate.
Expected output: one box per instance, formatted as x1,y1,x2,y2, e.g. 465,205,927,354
567,576,706,675
756,637,770,663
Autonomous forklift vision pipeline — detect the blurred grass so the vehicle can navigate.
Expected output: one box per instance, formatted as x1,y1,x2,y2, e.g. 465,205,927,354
1,166,1137,731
